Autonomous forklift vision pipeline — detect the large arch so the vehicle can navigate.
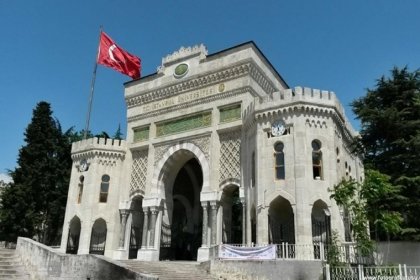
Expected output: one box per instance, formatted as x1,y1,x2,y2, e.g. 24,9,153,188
89,218,107,255
66,216,81,254
156,145,204,261
268,195,295,245
152,142,210,194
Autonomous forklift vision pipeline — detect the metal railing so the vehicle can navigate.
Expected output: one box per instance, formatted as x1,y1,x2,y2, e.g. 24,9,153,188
325,264,420,280
220,242,372,263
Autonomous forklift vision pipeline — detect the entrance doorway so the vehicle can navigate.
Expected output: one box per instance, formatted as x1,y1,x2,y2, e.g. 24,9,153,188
160,157,203,260
221,186,242,244
311,200,331,259
268,196,295,244
129,197,144,259
89,218,107,255
66,216,81,254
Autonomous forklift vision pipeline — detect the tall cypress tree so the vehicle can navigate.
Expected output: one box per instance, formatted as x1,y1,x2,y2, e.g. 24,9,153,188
0,102,71,243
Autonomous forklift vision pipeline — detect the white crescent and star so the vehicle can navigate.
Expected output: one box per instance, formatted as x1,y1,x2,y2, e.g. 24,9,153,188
108,44,117,63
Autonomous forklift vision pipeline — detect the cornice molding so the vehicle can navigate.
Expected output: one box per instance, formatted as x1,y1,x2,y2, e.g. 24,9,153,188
72,149,126,161
127,86,257,122
126,62,250,108
253,102,356,143
126,60,277,109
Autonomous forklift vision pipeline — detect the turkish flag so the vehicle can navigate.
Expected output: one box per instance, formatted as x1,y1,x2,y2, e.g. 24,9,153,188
97,31,141,79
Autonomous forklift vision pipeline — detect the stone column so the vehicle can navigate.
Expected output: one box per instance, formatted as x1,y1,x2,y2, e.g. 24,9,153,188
118,209,130,248
141,207,149,249
241,199,246,245
210,201,218,246
201,201,208,247
149,207,158,248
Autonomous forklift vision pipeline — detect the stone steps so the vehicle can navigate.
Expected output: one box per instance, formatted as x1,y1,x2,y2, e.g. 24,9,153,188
0,249,30,279
120,260,219,280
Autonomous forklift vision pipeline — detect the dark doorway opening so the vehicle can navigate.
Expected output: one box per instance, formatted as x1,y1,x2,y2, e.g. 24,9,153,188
160,158,203,260
221,186,242,244
129,197,144,259
66,216,81,254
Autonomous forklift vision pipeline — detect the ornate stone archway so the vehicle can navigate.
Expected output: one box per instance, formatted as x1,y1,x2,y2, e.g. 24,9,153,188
152,142,210,194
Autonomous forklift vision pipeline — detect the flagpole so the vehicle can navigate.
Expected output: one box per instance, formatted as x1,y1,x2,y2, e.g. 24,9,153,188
83,26,103,139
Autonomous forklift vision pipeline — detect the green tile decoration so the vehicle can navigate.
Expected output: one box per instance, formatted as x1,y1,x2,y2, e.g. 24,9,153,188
220,104,241,123
156,112,212,137
133,126,150,142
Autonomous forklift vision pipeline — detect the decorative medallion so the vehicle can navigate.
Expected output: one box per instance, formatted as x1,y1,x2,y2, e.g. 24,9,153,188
271,120,286,137
79,158,89,172
218,83,225,93
174,63,189,78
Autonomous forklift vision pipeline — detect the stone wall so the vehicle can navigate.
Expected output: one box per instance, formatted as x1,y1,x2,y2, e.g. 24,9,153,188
375,241,420,266
210,259,323,280
16,237,157,280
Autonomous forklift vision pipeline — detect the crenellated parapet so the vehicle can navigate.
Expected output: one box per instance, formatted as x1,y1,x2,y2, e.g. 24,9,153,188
71,137,127,161
243,86,357,138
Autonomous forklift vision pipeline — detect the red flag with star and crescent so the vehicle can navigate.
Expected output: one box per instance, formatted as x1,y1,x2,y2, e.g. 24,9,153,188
97,31,141,79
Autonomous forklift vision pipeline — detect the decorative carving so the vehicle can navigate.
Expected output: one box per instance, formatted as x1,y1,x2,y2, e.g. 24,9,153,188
128,87,256,122
220,104,241,123
156,112,212,137
189,136,210,160
72,150,125,162
162,44,208,66
153,135,210,166
126,62,252,109
98,159,118,167
250,65,276,95
219,129,241,183
130,149,148,196
154,144,169,166
305,118,327,129
133,126,150,142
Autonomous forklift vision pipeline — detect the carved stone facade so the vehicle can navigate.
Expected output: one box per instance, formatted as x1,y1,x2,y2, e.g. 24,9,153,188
60,42,362,262
130,149,148,196
219,129,241,183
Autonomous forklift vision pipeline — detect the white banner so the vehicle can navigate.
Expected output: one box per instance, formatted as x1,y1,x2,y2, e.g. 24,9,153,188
218,244,276,260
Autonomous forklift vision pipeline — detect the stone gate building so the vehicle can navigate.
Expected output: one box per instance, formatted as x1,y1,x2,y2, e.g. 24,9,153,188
59,42,363,261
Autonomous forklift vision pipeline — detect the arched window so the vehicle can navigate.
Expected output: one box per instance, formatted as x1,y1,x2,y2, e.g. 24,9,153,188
99,175,110,203
90,218,107,255
312,140,323,180
77,176,84,204
274,142,285,180
336,147,340,163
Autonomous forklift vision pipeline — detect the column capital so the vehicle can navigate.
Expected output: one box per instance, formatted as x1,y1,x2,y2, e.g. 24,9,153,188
210,200,218,208
201,201,209,208
150,206,159,214
119,209,130,217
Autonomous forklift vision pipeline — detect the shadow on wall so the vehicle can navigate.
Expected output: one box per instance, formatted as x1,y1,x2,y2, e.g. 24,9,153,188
16,237,157,280
375,242,420,266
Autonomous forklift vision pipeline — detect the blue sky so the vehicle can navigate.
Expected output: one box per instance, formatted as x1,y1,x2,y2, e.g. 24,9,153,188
1,0,419,177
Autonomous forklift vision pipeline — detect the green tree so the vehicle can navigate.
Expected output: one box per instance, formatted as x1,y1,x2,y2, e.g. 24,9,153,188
330,178,373,258
352,66,420,240
0,102,71,244
95,131,110,139
113,124,123,140
330,170,402,259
